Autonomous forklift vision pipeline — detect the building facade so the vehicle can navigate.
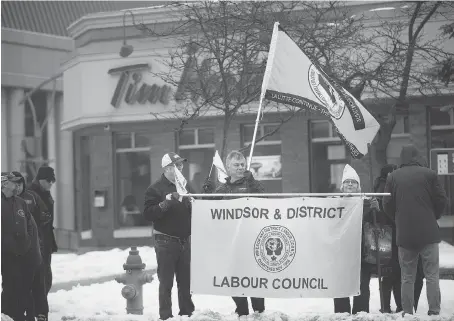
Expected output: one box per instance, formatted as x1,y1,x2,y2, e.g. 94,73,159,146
60,3,453,248
2,2,452,249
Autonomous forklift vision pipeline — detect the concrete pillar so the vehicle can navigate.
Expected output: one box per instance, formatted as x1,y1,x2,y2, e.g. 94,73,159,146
57,94,75,231
9,88,26,172
47,91,58,227
1,88,9,171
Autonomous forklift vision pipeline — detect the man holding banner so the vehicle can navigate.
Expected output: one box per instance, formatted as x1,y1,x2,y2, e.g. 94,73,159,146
203,150,266,317
143,152,195,320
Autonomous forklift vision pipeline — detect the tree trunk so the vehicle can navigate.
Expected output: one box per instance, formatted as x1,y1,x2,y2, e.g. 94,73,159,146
351,117,396,192
220,113,233,160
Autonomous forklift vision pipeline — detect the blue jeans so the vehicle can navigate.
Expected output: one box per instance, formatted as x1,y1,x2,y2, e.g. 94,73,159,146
154,234,194,320
399,243,441,314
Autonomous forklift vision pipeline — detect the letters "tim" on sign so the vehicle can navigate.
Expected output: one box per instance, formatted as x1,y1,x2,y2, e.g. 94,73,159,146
108,63,172,108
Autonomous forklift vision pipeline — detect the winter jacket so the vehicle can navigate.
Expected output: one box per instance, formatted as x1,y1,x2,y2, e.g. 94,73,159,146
20,188,52,254
1,193,42,268
213,175,265,199
143,174,194,239
383,145,448,250
28,181,58,254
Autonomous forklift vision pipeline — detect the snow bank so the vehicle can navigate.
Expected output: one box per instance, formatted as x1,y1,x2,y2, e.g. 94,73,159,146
48,277,454,321
52,246,157,284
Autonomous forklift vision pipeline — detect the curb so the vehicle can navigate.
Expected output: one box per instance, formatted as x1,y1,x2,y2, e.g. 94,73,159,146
50,268,157,292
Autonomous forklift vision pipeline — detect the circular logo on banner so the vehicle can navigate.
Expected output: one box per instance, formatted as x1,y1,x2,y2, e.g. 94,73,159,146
308,64,346,120
254,225,296,273
17,209,25,218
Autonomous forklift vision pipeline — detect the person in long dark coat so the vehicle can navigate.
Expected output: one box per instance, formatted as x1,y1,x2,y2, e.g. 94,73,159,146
374,164,425,313
1,172,42,321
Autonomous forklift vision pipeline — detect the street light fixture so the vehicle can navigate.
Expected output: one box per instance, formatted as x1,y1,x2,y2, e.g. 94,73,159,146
120,10,135,58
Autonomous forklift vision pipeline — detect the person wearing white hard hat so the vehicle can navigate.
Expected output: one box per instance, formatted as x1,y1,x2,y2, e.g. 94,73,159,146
143,152,195,320
333,165,380,315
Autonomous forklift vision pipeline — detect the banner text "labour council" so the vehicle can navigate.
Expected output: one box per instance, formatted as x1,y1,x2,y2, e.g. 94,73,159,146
210,206,346,220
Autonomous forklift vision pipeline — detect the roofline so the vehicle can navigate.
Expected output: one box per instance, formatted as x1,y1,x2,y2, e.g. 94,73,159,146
67,1,398,40
67,5,182,39
1,28,74,51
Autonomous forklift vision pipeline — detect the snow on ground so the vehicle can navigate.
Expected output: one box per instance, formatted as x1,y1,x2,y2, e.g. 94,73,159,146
48,276,454,321
51,242,454,285
439,242,454,270
52,246,157,283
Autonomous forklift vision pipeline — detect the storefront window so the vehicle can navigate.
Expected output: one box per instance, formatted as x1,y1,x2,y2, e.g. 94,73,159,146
242,124,282,193
115,132,151,227
178,128,215,193
309,120,346,192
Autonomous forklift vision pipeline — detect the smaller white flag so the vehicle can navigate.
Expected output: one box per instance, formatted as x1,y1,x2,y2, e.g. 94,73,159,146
174,165,188,201
213,151,228,183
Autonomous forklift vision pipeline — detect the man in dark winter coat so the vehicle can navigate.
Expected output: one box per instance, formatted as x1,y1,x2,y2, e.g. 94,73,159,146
203,150,266,317
143,152,195,321
28,166,58,294
383,145,448,316
12,171,51,321
1,172,42,321
333,165,380,315
374,165,424,314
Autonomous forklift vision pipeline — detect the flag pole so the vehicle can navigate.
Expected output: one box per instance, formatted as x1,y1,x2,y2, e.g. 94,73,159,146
247,22,280,170
367,143,384,312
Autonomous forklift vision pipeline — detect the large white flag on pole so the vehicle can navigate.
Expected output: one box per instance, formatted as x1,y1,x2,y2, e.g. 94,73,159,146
262,22,380,158
213,150,228,183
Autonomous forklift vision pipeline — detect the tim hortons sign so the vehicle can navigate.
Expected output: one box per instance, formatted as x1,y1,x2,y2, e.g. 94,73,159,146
108,63,172,108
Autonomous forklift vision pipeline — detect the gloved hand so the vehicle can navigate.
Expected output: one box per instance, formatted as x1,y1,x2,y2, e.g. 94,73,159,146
166,192,180,201
159,193,180,211
243,170,255,182
202,179,216,193
370,198,380,211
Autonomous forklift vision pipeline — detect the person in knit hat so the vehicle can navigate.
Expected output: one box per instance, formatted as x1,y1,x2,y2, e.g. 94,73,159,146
333,164,380,315
28,166,58,296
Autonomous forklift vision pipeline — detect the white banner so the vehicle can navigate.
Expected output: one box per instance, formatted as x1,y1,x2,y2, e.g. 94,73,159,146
191,197,363,298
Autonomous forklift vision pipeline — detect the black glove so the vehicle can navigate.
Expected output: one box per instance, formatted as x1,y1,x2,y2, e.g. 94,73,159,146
202,179,216,193
170,192,180,200
243,170,254,182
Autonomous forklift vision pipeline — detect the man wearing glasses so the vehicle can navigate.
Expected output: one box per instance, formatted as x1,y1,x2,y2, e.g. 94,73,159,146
28,166,58,295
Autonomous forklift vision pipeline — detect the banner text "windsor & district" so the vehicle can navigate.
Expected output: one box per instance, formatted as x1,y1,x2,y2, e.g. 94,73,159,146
210,206,346,220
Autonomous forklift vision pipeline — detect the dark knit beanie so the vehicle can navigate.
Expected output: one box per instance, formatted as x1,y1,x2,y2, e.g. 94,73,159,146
36,166,56,182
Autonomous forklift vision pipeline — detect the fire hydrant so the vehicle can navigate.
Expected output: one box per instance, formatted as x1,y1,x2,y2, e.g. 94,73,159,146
115,246,154,315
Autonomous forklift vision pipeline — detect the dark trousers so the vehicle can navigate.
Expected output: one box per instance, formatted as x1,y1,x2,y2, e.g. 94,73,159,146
232,297,265,316
154,234,195,320
42,250,53,294
1,257,35,321
382,255,424,312
334,263,372,314
25,262,50,320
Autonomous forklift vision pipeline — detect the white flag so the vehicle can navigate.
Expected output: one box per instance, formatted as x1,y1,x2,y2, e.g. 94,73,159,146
262,22,380,158
213,150,228,183
174,165,188,201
